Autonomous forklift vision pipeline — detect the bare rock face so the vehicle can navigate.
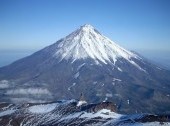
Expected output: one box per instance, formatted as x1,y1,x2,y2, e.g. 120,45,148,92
81,102,117,113
79,93,86,101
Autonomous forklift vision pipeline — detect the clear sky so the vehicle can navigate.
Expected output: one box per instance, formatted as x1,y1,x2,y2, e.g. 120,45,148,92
0,0,170,52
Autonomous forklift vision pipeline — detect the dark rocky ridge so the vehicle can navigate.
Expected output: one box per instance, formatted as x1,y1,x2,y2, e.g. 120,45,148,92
0,100,169,126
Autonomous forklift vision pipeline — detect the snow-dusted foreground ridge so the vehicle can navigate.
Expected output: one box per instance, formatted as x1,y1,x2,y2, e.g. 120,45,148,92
0,100,169,126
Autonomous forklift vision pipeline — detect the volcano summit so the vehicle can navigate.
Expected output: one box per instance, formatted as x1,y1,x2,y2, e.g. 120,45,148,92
0,24,170,114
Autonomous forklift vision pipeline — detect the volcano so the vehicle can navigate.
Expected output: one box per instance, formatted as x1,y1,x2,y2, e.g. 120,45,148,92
0,24,170,114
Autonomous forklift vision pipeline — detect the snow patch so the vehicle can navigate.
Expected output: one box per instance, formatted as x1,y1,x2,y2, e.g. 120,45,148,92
77,63,85,71
129,60,146,72
113,78,122,82
156,67,162,70
77,100,87,107
74,72,79,79
1,104,13,110
68,83,76,91
80,109,122,119
117,67,122,72
0,83,9,89
0,109,16,117
112,82,115,86
28,103,57,114
108,122,170,126
106,93,113,97
93,81,97,84
58,108,122,123
96,93,102,96
103,97,108,102
0,80,9,88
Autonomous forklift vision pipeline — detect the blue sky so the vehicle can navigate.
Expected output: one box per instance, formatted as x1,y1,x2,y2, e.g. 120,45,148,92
0,0,170,68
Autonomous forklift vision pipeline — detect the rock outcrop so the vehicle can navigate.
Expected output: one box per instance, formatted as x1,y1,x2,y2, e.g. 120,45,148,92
0,100,169,126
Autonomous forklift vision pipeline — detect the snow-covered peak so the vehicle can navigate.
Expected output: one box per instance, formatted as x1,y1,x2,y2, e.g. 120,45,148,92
53,24,143,70
80,24,94,31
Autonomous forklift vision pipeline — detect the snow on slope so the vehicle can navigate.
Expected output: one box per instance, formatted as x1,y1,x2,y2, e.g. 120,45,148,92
80,109,122,119
76,100,87,107
0,109,16,117
54,24,144,71
28,103,57,113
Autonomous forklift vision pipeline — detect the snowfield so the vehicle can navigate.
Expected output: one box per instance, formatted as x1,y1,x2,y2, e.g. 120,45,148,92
54,24,145,71
28,103,58,113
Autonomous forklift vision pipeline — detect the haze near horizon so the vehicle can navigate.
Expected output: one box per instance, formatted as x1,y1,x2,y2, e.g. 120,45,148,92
0,0,170,68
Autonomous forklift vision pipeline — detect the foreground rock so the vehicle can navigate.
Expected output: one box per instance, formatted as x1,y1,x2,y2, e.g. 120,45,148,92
0,100,169,126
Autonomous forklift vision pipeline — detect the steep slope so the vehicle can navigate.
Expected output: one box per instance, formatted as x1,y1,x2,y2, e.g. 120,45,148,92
54,24,141,66
0,24,170,114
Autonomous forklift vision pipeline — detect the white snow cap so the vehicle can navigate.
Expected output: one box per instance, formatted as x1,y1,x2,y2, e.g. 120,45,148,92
77,100,87,107
80,24,95,31
54,24,142,67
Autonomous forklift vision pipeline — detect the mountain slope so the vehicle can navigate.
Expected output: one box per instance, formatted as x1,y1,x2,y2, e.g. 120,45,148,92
0,24,170,114
54,24,140,65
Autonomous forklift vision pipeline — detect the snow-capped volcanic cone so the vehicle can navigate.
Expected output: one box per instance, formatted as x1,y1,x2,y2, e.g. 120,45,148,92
55,24,141,67
0,24,170,114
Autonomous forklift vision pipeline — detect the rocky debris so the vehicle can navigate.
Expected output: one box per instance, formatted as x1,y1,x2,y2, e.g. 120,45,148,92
77,93,87,106
0,100,169,126
81,102,117,113
110,114,170,126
